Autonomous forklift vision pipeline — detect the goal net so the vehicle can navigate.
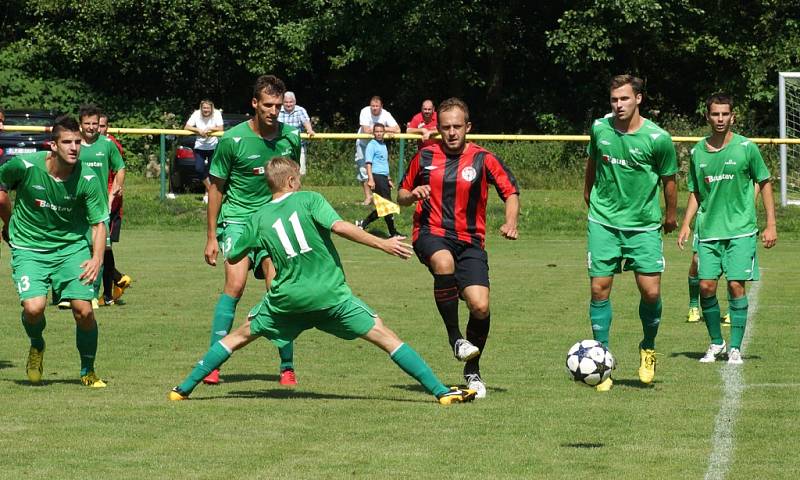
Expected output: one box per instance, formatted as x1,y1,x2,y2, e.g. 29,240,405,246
779,72,800,206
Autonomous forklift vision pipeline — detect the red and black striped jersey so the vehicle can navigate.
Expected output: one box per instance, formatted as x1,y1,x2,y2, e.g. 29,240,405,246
400,142,519,249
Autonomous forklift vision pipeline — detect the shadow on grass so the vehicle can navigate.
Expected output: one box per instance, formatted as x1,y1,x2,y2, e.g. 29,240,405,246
8,378,82,386
612,378,655,389
0,360,13,370
214,373,279,383
670,351,762,361
197,388,428,404
391,383,509,394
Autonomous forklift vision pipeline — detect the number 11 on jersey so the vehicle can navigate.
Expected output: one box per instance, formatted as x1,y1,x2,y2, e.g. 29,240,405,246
272,211,313,258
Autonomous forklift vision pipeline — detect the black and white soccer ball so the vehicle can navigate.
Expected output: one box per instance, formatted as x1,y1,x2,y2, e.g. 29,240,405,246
565,340,615,386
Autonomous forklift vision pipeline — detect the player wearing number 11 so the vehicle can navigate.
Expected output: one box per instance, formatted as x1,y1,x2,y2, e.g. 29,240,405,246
169,157,476,404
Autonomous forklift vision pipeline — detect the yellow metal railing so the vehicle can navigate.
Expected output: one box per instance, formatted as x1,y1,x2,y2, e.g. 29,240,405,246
5,126,800,200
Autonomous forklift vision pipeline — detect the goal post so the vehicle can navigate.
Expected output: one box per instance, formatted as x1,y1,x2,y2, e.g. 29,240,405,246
779,72,800,206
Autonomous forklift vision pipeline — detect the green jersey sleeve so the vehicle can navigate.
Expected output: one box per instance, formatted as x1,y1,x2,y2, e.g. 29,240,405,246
0,157,25,189
109,140,125,172
687,144,700,192
747,142,771,182
83,174,110,225
654,133,678,176
309,192,343,230
209,137,235,180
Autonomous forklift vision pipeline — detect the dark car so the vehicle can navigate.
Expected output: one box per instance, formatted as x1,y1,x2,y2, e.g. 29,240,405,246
0,110,58,167
170,113,251,192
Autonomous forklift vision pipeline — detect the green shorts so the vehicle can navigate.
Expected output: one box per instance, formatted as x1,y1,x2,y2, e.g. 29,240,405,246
247,295,377,348
11,241,96,302
697,234,759,281
587,221,665,277
216,221,270,279
691,233,699,254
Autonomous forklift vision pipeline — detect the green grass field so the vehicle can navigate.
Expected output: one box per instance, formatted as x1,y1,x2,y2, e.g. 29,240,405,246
0,183,798,479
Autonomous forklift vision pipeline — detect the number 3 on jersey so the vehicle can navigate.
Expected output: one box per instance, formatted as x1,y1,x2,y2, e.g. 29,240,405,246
272,211,312,258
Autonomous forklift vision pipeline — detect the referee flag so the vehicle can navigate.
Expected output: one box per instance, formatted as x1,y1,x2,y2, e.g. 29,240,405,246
373,194,400,217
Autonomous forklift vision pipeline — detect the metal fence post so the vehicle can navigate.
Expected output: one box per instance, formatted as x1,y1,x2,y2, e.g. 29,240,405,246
397,138,406,185
160,134,166,200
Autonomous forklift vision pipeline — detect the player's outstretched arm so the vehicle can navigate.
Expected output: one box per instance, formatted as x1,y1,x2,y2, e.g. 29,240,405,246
331,220,412,259
678,192,699,250
661,174,678,233
205,177,225,266
758,180,778,248
500,193,520,240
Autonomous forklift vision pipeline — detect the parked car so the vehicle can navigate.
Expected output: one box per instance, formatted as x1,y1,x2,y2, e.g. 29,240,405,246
170,113,251,192
0,110,59,167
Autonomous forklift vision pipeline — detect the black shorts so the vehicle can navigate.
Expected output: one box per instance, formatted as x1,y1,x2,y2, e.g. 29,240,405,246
371,173,392,199
109,208,122,243
413,234,489,288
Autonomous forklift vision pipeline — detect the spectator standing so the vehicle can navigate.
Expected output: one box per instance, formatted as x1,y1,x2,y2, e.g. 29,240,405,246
278,91,315,175
355,96,400,205
406,99,438,150
184,100,224,203
355,123,403,238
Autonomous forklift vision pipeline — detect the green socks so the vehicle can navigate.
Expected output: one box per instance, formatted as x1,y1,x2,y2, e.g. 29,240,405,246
76,322,98,376
279,342,294,371
590,299,612,348
21,313,46,351
209,294,240,347
688,276,700,308
701,296,724,345
390,343,449,398
179,342,232,394
639,298,661,350
729,296,749,350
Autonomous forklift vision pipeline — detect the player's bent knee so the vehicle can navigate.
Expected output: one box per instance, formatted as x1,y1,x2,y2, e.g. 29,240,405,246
22,299,47,320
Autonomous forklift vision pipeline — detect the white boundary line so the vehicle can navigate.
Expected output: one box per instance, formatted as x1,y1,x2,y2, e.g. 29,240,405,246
704,273,760,480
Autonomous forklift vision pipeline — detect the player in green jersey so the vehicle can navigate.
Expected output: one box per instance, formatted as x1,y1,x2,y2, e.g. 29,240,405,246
0,116,109,387
678,93,777,365
170,157,476,404
53,105,127,309
203,75,302,386
584,75,678,391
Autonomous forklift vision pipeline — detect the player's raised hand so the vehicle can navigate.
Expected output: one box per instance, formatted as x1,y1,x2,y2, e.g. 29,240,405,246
677,225,691,250
412,185,431,201
499,223,518,240
382,237,413,259
205,238,219,266
79,257,102,284
762,224,777,249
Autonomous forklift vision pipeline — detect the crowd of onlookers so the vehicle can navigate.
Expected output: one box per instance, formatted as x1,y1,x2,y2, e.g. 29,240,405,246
181,94,437,204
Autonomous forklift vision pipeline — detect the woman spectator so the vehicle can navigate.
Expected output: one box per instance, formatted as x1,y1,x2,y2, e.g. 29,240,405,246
184,100,224,203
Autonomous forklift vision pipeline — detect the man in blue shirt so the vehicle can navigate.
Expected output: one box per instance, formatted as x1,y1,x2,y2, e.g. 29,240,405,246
356,123,403,238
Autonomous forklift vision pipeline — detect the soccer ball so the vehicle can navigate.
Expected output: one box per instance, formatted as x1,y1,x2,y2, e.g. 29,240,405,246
565,340,615,386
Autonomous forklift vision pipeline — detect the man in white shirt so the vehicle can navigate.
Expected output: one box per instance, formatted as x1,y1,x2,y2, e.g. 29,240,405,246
355,96,400,205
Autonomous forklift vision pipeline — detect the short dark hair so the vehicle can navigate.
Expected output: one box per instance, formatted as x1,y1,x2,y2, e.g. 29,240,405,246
51,115,81,140
372,122,385,130
252,75,286,99
705,93,734,112
370,96,383,105
438,97,470,123
78,104,101,121
610,75,644,96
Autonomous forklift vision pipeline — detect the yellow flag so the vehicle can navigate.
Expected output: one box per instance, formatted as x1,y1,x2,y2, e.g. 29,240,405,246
373,193,400,217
